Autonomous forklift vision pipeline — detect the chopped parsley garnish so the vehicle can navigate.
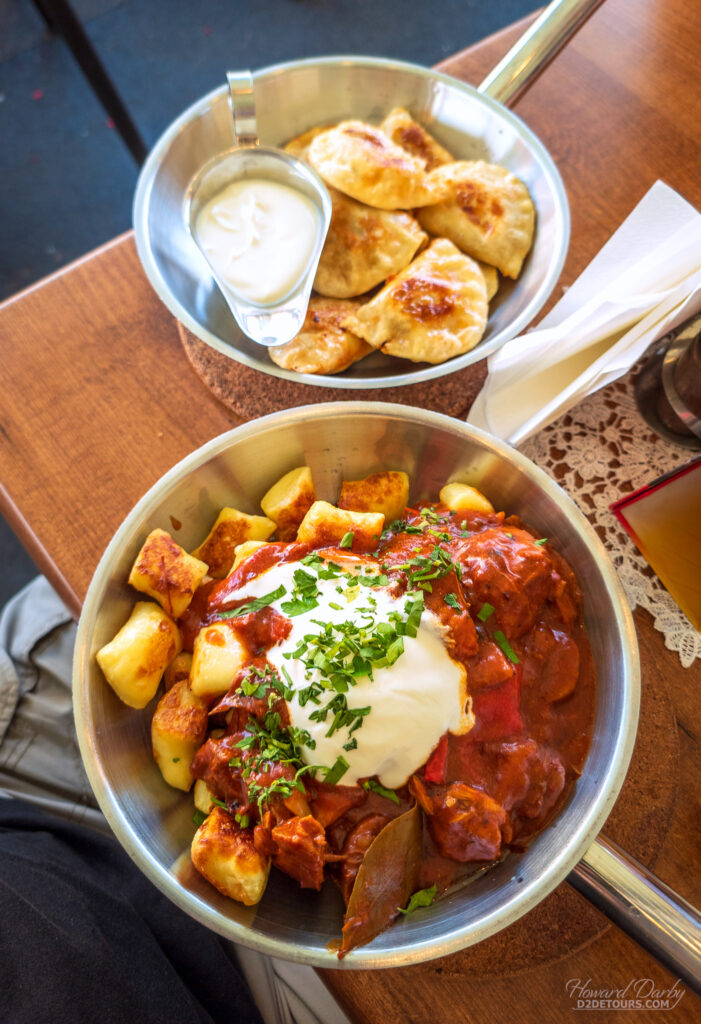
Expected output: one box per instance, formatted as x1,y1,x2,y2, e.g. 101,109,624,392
356,572,389,587
444,592,461,611
238,664,279,699
477,602,495,622
419,508,441,524
324,756,350,786
393,545,461,590
494,630,520,664
231,701,324,812
192,809,208,827
362,779,400,804
534,537,548,546
398,884,437,915
218,584,287,619
382,519,423,538
210,796,228,810
300,552,343,579
339,531,354,548
171,757,180,763
281,567,320,616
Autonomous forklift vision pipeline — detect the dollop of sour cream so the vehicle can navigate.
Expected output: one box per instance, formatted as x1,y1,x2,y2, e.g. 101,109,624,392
195,179,319,305
228,555,473,789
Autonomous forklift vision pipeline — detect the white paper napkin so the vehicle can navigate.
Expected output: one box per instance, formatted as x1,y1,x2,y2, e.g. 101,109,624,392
468,181,701,445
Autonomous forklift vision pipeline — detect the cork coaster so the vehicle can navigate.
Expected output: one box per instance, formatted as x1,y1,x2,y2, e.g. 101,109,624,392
178,324,488,420
418,659,679,978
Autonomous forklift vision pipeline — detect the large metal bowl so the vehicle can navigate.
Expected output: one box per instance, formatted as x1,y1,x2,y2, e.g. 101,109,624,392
73,403,639,968
133,56,569,388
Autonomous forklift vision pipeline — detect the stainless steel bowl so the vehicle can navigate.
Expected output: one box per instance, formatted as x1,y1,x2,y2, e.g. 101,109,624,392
73,403,638,968
133,56,569,388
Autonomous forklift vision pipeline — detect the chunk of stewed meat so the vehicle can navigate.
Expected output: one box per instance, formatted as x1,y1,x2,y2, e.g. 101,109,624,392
270,815,327,890
310,782,368,828
454,527,554,637
484,738,566,823
522,622,580,702
466,639,515,691
426,782,512,862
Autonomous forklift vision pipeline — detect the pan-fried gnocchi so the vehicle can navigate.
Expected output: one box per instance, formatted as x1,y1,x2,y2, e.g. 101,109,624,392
272,109,534,373
95,461,594,958
96,465,497,912
191,807,271,906
97,600,181,708
129,529,208,618
191,508,276,578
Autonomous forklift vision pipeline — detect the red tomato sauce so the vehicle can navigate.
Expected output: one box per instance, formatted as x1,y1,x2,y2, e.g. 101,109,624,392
187,502,596,920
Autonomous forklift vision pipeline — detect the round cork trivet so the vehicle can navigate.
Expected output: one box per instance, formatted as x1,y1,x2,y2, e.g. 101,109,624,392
419,661,679,978
178,324,487,420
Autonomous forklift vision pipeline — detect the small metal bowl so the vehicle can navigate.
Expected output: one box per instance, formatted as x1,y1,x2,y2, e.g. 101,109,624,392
133,56,569,389
73,403,638,969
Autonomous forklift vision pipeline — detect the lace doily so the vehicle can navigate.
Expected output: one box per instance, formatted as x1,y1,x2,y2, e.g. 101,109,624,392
519,371,700,667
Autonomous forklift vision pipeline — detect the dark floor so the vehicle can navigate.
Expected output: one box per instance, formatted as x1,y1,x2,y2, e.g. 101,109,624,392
0,0,537,608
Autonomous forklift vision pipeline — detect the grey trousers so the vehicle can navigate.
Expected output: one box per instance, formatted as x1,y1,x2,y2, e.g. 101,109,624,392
0,576,351,1024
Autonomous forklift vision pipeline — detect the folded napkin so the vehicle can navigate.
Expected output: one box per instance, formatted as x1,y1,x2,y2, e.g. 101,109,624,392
468,181,701,445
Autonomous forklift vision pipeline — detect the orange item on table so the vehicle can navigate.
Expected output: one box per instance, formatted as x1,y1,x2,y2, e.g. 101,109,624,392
611,456,701,629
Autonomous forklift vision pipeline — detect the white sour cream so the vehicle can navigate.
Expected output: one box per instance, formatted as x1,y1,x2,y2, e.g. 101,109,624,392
226,556,473,789
195,178,319,305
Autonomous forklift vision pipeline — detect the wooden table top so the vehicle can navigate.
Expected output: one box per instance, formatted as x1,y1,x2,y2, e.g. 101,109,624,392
1,0,699,1018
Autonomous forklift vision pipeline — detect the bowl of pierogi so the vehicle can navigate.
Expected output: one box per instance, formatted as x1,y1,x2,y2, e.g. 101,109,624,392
134,56,569,387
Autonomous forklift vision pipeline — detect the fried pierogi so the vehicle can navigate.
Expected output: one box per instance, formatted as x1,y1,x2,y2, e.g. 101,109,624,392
476,260,499,301
314,188,427,298
342,238,488,364
380,107,453,171
268,297,372,375
308,120,440,210
284,125,335,162
418,161,535,279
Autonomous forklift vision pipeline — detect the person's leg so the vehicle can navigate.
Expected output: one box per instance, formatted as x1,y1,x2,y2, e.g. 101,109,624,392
0,577,353,1024
0,577,103,829
0,797,263,1024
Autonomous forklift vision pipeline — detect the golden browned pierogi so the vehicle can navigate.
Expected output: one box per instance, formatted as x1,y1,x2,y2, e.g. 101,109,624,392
268,297,372,375
342,238,488,364
380,107,454,171
314,187,427,298
419,160,535,278
308,120,442,210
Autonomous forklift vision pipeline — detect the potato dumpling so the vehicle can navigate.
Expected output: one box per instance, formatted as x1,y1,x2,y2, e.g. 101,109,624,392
296,501,384,552
96,601,181,709
193,778,215,815
338,471,409,524
440,482,495,515
163,651,192,692
129,529,208,618
190,621,247,698
230,540,269,572
191,508,276,578
260,467,316,541
151,679,208,791
191,807,270,906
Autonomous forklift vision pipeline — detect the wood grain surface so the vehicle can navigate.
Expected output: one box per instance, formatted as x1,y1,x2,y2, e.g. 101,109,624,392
0,0,699,1019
